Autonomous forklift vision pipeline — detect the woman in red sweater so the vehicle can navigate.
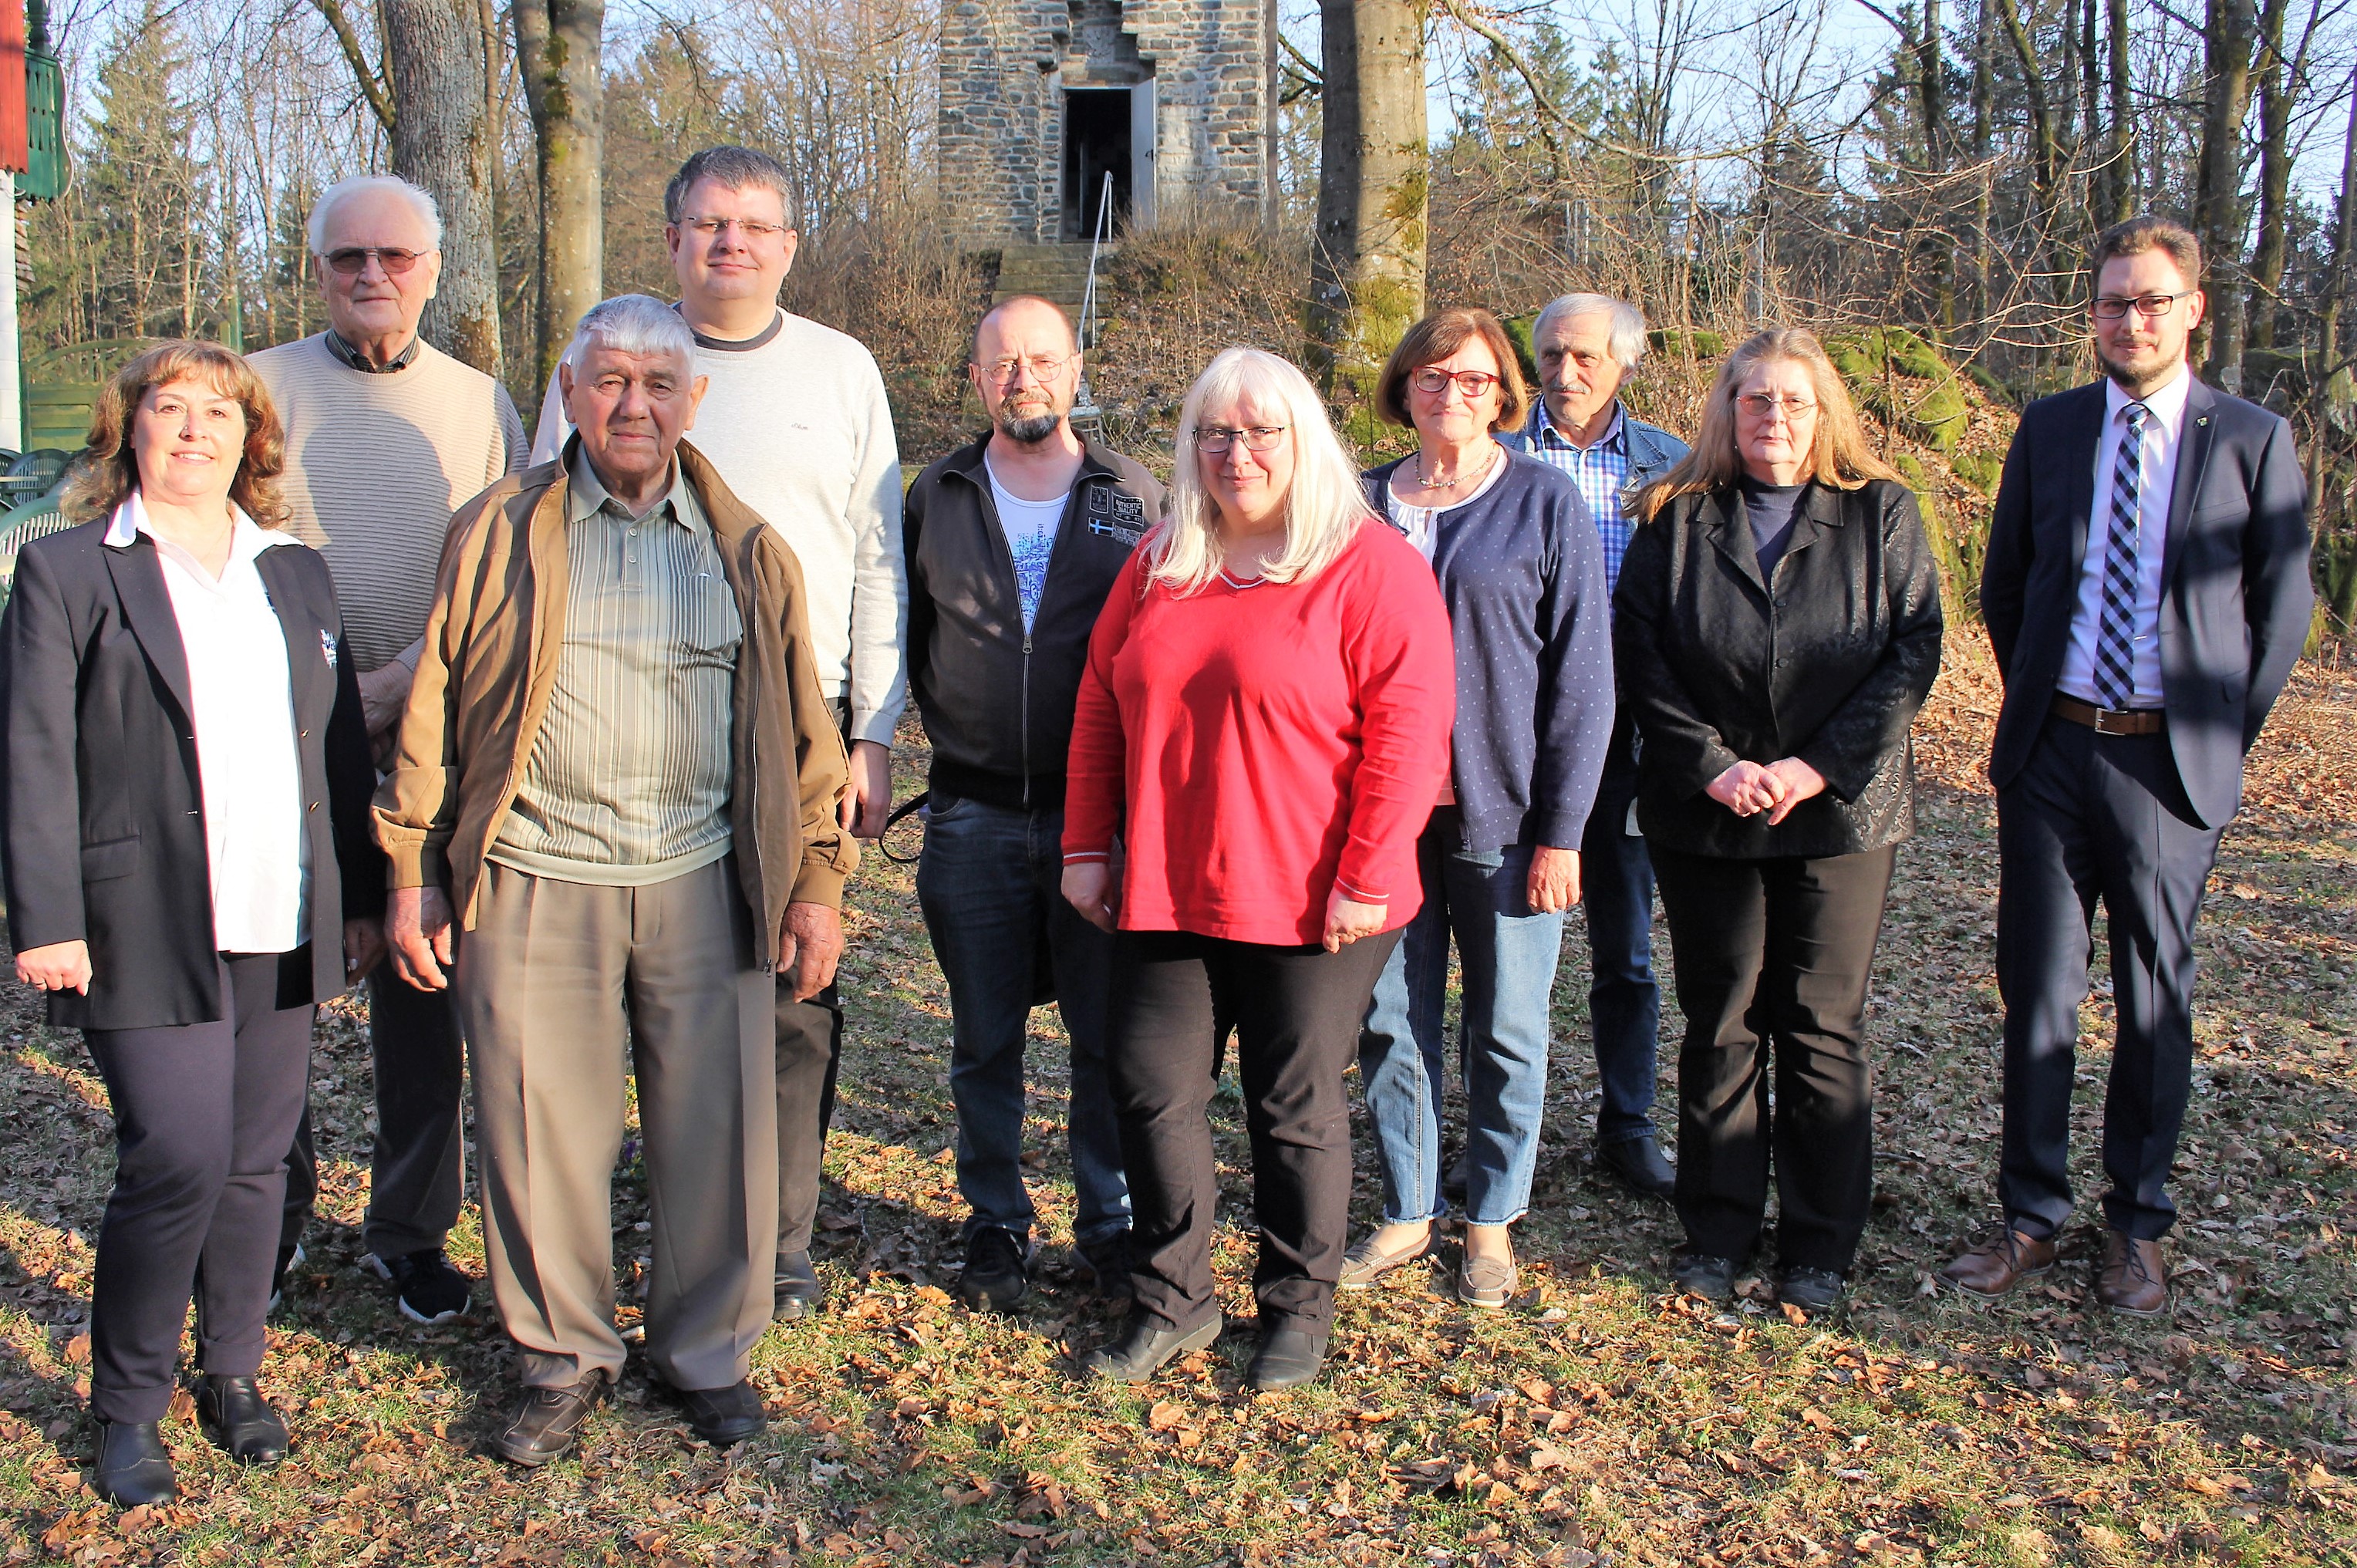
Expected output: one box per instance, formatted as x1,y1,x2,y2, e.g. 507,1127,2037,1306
1062,347,1455,1390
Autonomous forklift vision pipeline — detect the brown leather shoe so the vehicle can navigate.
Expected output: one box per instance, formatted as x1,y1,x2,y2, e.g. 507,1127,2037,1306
1937,1227,2057,1300
493,1374,607,1467
2094,1232,2169,1317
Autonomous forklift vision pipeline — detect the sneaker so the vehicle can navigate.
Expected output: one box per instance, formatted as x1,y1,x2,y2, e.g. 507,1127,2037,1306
1670,1251,1739,1302
958,1227,1032,1313
366,1247,471,1324
267,1242,305,1314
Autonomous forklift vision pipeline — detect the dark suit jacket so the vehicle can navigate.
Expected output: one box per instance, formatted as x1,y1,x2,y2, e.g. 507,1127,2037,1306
0,518,384,1030
1980,376,2314,828
1613,478,1944,859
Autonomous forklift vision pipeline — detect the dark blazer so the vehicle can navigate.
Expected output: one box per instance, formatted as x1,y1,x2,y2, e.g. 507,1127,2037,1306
0,517,383,1030
1361,451,1613,851
1979,376,2313,828
1613,478,1944,859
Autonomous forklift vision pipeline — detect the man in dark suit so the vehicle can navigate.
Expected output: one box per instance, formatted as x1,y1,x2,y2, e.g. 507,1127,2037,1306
1942,214,2313,1315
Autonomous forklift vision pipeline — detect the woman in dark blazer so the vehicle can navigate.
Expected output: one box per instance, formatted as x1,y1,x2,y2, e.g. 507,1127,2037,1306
0,342,383,1506
1614,327,1941,1313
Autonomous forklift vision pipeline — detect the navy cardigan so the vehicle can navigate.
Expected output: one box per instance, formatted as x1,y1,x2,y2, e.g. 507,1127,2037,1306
1361,451,1614,851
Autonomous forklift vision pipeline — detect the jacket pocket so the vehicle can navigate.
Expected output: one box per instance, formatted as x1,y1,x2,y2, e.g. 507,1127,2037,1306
79,835,140,884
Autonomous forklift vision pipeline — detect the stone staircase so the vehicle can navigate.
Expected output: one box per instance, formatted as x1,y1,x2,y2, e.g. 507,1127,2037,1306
991,242,1114,333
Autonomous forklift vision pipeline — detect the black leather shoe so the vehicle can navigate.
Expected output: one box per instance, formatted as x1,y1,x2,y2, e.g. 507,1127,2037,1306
196,1375,288,1464
1077,1313,1222,1384
958,1226,1032,1313
1670,1251,1739,1302
773,1250,822,1322
1246,1326,1329,1391
1775,1266,1847,1313
93,1421,176,1506
1597,1134,1676,1199
672,1380,766,1446
493,1375,607,1468
1076,1230,1135,1306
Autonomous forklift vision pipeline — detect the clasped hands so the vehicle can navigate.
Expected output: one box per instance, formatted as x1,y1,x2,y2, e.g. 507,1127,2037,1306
1706,757,1828,825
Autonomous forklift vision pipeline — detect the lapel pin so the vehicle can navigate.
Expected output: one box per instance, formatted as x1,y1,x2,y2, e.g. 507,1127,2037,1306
2197,416,2210,427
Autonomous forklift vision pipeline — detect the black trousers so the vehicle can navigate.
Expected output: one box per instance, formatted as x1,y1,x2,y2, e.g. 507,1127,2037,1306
1995,717,2224,1240
1651,845,1895,1273
281,968,467,1262
86,953,314,1424
775,978,843,1258
1106,927,1401,1334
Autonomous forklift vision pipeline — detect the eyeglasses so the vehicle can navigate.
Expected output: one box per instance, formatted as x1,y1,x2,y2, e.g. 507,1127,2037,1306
1736,393,1818,420
1193,425,1290,454
1411,367,1502,398
979,353,1073,385
677,216,790,241
324,246,427,276
2092,291,2194,320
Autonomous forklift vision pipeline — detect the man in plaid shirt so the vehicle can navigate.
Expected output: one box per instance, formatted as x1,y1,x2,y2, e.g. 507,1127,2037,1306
1509,293,1689,1200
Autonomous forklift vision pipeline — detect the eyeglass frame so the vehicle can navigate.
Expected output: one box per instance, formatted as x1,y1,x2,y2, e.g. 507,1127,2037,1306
975,353,1075,386
2090,290,2197,321
322,246,432,278
1192,424,1290,454
1734,392,1819,420
673,215,793,241
1409,366,1503,398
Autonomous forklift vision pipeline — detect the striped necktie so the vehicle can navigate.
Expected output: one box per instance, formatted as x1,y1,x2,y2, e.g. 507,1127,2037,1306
2092,403,2149,710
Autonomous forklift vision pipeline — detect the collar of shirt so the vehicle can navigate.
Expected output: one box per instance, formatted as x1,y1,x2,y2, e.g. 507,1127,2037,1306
568,448,703,532
2103,361,2192,440
103,491,289,575
324,329,422,374
1532,397,1625,455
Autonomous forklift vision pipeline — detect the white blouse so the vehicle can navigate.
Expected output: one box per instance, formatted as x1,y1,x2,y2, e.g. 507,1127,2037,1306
104,494,311,953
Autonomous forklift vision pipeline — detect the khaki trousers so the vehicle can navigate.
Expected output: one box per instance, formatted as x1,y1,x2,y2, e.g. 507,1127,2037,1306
457,857,777,1391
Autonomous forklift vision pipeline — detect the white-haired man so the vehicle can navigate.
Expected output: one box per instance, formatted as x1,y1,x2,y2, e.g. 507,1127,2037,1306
376,295,855,1465
1512,293,1688,1200
249,174,526,1326
529,147,905,1324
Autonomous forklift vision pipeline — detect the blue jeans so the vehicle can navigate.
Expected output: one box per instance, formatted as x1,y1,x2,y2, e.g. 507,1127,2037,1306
1580,720,1663,1147
1358,811,1565,1227
915,794,1131,1247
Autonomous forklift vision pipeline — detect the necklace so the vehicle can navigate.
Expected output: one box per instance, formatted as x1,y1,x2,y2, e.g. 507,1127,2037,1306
1415,443,1498,493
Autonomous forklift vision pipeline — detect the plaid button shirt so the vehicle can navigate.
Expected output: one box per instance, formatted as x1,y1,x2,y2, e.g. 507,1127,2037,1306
1529,399,1634,596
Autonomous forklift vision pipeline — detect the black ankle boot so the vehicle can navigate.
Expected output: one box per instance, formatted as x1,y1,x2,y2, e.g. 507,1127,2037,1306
93,1421,177,1506
197,1375,289,1464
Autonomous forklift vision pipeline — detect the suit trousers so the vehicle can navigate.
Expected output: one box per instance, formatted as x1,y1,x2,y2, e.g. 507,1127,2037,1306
1995,716,2224,1240
457,857,777,1392
1108,928,1401,1334
1651,844,1895,1272
84,952,314,1423
776,697,852,1263
279,968,467,1263
1578,717,1664,1147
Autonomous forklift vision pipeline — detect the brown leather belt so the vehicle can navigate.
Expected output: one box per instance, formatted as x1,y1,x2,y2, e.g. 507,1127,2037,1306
2051,694,2164,735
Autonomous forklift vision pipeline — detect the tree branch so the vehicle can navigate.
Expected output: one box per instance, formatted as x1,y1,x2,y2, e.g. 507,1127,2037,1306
1435,0,1570,181
308,0,396,133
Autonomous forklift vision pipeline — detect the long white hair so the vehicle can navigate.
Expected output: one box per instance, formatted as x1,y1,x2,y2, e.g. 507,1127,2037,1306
1149,347,1378,595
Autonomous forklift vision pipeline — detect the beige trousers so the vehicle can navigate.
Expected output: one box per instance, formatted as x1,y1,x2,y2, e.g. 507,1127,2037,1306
457,857,777,1391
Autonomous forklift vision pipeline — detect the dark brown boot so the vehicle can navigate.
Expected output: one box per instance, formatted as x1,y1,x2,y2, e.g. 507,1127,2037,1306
2094,1232,2169,1317
1937,1226,2057,1300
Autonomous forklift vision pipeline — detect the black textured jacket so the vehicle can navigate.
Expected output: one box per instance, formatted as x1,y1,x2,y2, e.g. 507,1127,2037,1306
903,434,1165,811
1612,478,1943,859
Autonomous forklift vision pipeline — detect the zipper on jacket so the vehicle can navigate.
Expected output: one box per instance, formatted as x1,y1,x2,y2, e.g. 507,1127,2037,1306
1020,631,1033,809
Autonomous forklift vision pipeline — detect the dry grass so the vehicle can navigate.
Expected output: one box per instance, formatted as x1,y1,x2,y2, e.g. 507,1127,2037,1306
0,627,2351,1566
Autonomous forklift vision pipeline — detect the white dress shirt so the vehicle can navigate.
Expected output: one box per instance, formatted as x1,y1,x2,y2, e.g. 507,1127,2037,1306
105,494,311,952
2057,365,2191,709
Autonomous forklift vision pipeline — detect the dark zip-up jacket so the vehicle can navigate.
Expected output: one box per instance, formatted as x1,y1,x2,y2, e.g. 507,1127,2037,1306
904,433,1165,811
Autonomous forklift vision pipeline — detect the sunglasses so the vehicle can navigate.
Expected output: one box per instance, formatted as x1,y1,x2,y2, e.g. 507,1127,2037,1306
324,247,428,276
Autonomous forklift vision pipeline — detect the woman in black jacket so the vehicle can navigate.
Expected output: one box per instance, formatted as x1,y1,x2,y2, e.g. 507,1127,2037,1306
0,342,383,1505
1614,327,1941,1312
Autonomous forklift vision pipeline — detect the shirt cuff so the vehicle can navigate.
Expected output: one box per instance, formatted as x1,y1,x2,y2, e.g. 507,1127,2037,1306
1333,875,1387,903
1063,850,1111,865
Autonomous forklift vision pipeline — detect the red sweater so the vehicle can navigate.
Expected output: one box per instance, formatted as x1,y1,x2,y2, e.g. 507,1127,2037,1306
1064,524,1455,946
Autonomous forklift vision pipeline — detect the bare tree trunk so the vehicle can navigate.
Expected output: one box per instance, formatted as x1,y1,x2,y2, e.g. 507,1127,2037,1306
514,0,605,383
2195,0,2258,386
2246,0,2311,354
1306,0,1426,387
2076,0,2106,226
2106,0,2133,222
1920,0,1955,336
385,0,502,376
1972,0,1993,329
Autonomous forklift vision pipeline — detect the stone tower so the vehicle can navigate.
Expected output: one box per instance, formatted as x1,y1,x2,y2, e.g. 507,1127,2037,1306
938,1,1278,245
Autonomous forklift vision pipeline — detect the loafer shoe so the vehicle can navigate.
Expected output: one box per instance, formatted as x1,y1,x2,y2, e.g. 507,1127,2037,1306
196,1374,288,1464
1775,1266,1847,1313
1077,1313,1222,1384
367,1247,470,1324
1938,1226,2056,1300
1456,1253,1519,1310
1670,1251,1738,1302
1337,1228,1431,1291
1596,1134,1676,1199
672,1380,767,1446
1246,1326,1329,1391
493,1374,607,1468
2095,1232,2170,1317
773,1250,822,1322
93,1420,176,1507
958,1226,1033,1313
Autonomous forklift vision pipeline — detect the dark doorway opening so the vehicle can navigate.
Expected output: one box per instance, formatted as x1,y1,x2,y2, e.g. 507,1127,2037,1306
1061,89,1132,241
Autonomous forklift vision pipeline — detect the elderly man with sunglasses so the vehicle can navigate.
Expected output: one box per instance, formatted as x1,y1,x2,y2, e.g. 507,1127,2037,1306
249,174,526,1328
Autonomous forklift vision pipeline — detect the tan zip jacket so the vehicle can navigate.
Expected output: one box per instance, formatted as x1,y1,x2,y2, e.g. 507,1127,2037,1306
371,438,855,963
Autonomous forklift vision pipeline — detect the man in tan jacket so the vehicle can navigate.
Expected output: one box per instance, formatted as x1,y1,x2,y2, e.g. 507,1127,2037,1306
376,295,853,1466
